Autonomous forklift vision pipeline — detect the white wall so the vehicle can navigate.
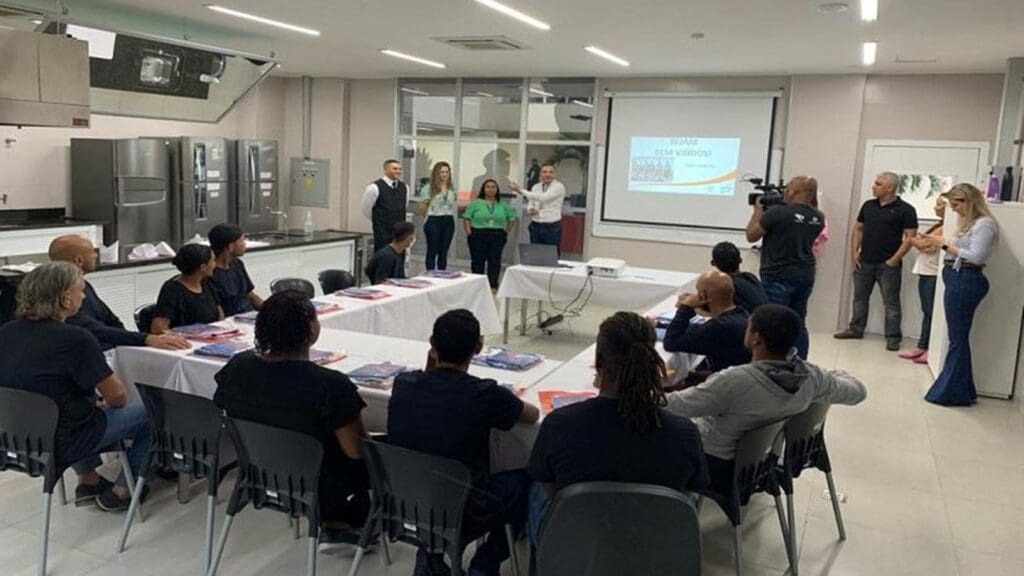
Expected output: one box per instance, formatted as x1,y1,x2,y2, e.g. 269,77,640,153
344,79,397,232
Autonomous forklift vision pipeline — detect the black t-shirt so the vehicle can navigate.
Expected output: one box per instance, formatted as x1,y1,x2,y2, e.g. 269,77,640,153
388,368,524,483
214,351,367,489
663,306,751,372
67,281,147,350
209,259,256,316
759,203,825,280
731,272,769,314
0,319,112,467
528,396,708,492
155,278,221,328
364,245,406,284
857,197,919,263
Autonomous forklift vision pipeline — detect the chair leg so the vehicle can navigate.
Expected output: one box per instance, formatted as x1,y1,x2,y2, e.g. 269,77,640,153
505,524,521,576
348,547,366,576
381,532,392,566
118,450,143,524
39,492,53,576
205,513,235,576
773,494,794,572
787,492,799,574
306,536,318,576
178,473,192,505
203,495,216,572
58,475,68,506
293,516,301,540
116,475,148,553
733,524,743,576
825,472,847,541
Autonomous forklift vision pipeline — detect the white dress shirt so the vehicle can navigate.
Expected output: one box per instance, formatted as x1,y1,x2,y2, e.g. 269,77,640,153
362,176,402,220
520,180,566,224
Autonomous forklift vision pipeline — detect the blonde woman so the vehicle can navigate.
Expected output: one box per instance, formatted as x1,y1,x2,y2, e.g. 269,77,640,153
921,184,998,406
417,162,457,270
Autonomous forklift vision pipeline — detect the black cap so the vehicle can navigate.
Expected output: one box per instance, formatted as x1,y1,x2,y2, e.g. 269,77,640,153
208,223,243,254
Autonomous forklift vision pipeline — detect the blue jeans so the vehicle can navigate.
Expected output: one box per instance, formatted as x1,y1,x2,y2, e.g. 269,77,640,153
528,221,562,255
926,267,988,406
72,402,150,487
423,215,455,271
762,275,815,359
917,275,937,349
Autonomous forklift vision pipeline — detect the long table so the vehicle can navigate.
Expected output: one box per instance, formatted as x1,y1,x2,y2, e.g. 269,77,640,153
496,263,698,342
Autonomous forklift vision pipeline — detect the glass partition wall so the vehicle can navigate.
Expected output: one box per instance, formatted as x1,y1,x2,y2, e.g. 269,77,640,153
398,77,596,270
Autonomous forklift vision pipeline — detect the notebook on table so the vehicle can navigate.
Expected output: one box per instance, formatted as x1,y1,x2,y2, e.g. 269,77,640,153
336,287,391,300
422,270,463,279
171,323,243,342
193,340,253,359
347,362,407,389
309,349,347,366
537,390,597,414
233,300,341,324
472,347,543,371
387,278,433,289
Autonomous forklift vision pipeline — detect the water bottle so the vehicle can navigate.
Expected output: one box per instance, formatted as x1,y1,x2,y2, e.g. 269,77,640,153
303,211,315,236
1000,166,1015,202
986,170,1000,201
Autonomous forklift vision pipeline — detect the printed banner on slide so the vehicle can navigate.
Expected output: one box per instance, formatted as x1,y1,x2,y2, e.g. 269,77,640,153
628,137,741,196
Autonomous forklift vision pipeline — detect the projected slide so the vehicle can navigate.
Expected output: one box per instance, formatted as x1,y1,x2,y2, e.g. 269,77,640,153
628,137,741,196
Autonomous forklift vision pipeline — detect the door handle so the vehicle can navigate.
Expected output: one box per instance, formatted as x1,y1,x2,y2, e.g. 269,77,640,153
115,177,167,207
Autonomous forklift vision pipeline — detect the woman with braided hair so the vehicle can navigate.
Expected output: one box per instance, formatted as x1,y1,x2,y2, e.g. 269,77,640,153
526,311,708,547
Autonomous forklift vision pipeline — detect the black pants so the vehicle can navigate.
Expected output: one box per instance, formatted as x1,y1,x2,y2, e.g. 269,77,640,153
848,261,903,338
528,221,562,256
468,228,507,289
423,215,455,270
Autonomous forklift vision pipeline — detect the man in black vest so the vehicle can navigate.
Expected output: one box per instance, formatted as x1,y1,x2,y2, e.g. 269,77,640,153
362,159,409,252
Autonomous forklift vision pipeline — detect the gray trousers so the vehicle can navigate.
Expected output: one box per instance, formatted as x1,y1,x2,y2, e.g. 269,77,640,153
848,262,903,338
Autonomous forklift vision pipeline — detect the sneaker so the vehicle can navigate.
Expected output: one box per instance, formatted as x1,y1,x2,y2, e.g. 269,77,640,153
95,484,150,512
833,330,863,340
886,338,901,351
74,477,114,507
317,527,363,555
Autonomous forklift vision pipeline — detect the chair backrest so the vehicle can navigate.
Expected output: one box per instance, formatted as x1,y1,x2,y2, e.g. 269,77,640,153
0,388,61,491
732,419,786,506
362,439,473,554
134,303,159,333
136,383,231,480
536,482,701,576
318,269,356,293
782,403,832,478
269,277,316,298
224,417,324,532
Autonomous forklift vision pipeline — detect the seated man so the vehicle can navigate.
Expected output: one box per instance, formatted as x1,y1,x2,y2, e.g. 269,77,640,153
0,262,150,511
214,291,369,547
664,304,867,494
662,269,751,378
207,223,263,316
710,241,768,314
388,309,541,576
364,221,415,284
528,312,707,547
48,235,190,351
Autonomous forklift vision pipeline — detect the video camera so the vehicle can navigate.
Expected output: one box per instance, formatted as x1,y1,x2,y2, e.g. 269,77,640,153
746,177,787,209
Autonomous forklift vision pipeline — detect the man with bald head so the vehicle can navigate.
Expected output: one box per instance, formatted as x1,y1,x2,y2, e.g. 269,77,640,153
661,269,751,379
745,175,825,359
48,235,190,351
835,171,919,351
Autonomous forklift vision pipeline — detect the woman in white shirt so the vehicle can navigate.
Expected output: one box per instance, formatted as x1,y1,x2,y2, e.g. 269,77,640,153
921,184,999,406
899,198,946,364
417,162,457,271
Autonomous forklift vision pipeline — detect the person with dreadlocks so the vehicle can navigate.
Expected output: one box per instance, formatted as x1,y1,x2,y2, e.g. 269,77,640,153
214,291,370,551
526,311,708,548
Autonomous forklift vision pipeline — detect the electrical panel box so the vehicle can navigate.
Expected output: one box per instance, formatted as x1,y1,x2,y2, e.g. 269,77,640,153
290,157,330,208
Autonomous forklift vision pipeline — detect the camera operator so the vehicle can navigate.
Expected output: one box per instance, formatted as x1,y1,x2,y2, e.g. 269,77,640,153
745,175,825,359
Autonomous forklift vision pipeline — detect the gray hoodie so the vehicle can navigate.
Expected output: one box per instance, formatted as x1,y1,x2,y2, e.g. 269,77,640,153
664,359,867,460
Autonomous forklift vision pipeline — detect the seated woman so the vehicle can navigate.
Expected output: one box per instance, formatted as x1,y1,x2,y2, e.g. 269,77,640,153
0,262,150,511
213,291,370,546
151,243,224,333
526,311,708,546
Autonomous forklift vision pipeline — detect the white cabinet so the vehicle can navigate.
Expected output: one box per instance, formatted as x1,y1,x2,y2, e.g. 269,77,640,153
0,225,102,258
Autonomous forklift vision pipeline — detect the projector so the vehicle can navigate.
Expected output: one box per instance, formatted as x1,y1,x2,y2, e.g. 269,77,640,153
586,257,627,278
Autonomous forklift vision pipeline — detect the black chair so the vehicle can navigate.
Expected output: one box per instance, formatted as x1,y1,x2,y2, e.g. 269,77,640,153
270,277,316,298
0,388,136,576
536,482,701,576
134,303,159,333
776,404,845,575
348,439,521,576
116,384,238,572
318,269,356,294
205,418,324,576
698,420,789,576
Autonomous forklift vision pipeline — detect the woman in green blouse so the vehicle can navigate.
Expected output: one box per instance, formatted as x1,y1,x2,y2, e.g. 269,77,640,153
463,178,517,289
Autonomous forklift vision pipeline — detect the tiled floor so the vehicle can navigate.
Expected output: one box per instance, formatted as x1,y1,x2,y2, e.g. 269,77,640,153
3,302,1023,576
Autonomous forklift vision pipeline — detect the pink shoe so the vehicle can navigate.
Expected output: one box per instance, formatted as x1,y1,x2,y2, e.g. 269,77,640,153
913,353,929,364
899,349,926,360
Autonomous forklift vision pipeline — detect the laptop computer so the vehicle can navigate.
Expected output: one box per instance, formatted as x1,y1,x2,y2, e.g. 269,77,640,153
518,243,570,268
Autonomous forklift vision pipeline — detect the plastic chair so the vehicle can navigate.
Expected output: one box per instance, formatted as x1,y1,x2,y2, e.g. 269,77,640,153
348,439,521,576
134,303,159,333
698,420,789,576
116,384,238,572
318,269,356,294
536,482,701,576
0,388,136,576
205,418,324,576
775,404,845,575
269,277,316,298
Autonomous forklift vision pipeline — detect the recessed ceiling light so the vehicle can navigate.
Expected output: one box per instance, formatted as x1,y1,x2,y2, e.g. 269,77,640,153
475,91,496,98
206,5,320,36
473,0,551,31
571,100,594,108
400,87,430,96
862,41,878,66
861,0,878,22
30,19,43,25
529,87,554,98
817,2,849,14
381,49,446,69
584,45,630,67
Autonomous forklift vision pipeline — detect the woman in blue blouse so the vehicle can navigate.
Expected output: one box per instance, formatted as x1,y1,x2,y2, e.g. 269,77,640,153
417,162,457,271
922,184,999,406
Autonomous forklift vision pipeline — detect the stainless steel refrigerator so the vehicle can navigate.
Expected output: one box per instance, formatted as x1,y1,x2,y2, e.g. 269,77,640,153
232,140,279,233
170,137,230,243
70,138,172,250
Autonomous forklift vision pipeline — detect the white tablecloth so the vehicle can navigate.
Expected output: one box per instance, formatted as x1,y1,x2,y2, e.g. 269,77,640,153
497,263,697,311
315,274,501,340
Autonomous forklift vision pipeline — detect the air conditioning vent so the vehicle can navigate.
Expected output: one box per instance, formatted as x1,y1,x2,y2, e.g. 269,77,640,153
895,56,940,64
434,35,528,51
